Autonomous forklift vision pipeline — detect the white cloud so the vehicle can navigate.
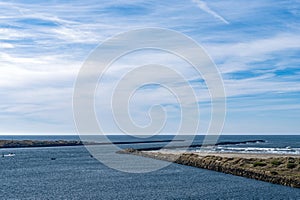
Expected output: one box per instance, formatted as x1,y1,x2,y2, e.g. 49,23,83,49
192,0,229,24
0,0,299,134
0,42,14,49
206,33,300,62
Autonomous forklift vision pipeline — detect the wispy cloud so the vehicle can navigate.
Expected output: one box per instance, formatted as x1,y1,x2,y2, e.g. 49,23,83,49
0,0,299,134
192,0,229,24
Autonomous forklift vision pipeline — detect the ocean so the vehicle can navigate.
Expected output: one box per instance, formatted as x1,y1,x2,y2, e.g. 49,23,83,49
0,135,299,199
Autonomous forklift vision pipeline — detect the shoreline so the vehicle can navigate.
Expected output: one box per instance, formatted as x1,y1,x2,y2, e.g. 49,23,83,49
0,140,83,149
155,150,300,158
119,148,300,188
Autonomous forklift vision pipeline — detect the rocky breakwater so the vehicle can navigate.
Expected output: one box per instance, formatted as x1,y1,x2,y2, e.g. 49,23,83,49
119,148,300,188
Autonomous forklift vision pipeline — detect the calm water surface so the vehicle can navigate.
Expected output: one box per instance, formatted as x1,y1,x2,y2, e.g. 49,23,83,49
1,144,300,199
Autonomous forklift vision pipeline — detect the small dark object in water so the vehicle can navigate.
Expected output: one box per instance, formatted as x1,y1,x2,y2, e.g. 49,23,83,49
90,154,93,158
51,158,56,160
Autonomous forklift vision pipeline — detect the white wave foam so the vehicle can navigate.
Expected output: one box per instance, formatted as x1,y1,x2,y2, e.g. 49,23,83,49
194,146,300,155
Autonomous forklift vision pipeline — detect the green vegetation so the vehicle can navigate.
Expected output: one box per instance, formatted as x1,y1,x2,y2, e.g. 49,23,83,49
253,161,267,167
271,160,283,166
287,163,297,169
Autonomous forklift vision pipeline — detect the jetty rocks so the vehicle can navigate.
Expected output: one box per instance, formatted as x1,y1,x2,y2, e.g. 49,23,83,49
119,149,300,188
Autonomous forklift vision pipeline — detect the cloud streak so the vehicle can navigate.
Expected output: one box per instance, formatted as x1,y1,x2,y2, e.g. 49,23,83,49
192,0,229,24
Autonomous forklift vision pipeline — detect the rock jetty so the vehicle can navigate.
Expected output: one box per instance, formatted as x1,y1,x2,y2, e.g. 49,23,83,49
119,148,300,188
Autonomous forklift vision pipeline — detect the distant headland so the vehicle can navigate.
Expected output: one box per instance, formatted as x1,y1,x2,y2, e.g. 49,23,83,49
0,140,84,148
0,139,184,149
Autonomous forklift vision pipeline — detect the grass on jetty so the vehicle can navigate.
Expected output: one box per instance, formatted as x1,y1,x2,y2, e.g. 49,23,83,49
120,148,300,188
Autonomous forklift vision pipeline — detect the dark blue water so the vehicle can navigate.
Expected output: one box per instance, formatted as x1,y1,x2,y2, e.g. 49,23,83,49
1,146,299,199
0,135,299,199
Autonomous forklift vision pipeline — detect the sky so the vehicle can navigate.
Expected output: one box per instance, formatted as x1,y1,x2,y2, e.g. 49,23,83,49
0,0,299,135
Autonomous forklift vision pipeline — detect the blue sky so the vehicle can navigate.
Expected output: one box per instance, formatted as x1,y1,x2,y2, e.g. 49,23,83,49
0,0,299,134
